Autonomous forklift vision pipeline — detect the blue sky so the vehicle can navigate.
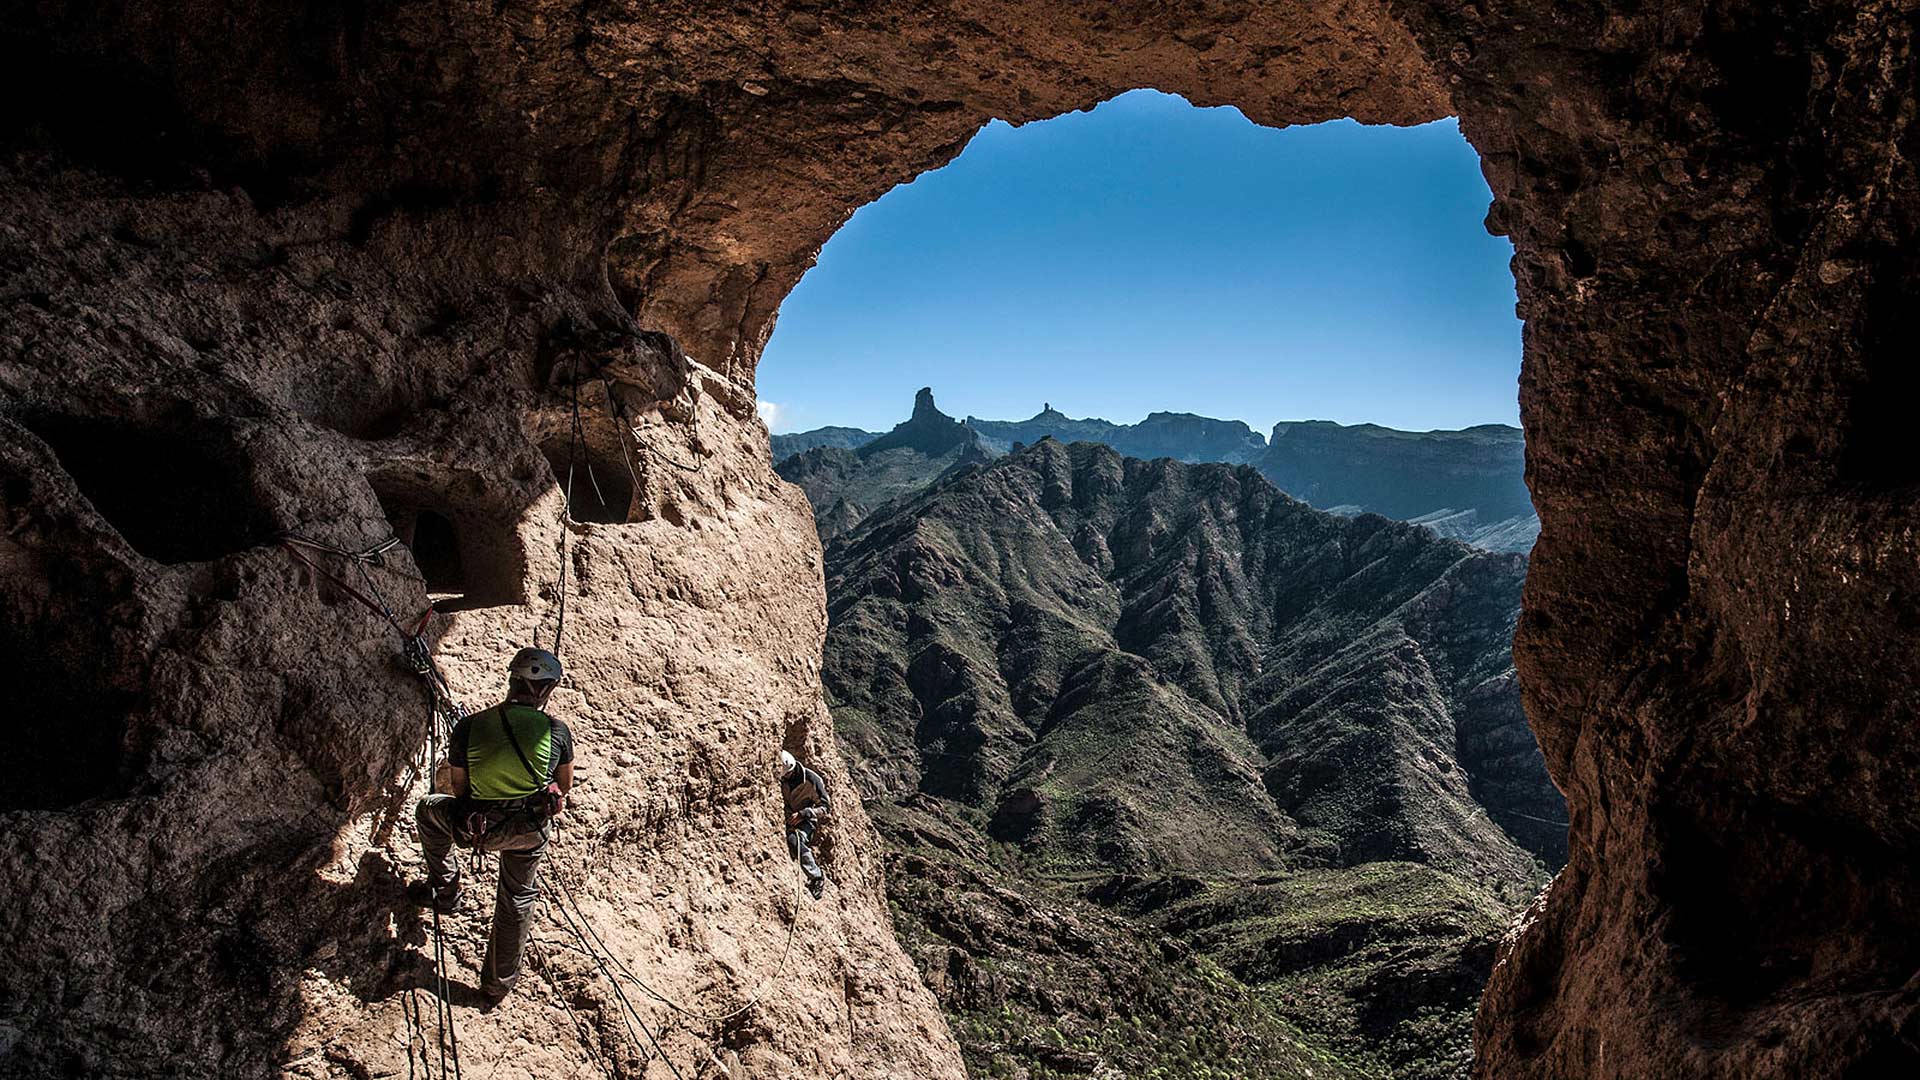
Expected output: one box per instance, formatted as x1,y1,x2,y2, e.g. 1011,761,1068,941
756,90,1520,436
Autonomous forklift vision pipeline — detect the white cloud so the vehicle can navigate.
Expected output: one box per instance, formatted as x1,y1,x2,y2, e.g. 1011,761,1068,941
756,400,788,432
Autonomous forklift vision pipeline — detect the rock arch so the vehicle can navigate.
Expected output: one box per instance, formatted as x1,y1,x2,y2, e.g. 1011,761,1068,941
1,2,1914,1078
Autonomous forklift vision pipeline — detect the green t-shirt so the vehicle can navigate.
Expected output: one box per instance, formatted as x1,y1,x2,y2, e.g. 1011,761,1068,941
450,704,573,801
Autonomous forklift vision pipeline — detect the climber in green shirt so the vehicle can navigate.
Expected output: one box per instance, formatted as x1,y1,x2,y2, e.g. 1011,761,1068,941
411,647,575,1003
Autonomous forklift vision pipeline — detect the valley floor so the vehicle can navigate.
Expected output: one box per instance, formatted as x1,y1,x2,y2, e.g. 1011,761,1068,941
872,797,1541,1080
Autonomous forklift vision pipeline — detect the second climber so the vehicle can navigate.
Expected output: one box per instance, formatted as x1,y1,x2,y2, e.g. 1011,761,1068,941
779,749,831,898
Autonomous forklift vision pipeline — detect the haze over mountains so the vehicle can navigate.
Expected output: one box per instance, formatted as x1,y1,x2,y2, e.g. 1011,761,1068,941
772,389,1537,552
798,426,1563,1078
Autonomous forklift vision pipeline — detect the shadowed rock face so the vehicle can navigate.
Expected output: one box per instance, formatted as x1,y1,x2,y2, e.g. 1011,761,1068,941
4,3,1918,1079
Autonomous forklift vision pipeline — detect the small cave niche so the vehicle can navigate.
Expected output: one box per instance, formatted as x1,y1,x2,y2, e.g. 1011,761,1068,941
0,618,135,810
1840,248,1920,491
409,509,465,595
373,490,527,613
19,412,276,564
540,435,636,525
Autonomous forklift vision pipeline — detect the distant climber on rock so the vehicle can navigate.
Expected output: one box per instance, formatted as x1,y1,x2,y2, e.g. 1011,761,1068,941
779,749,831,898
411,647,575,1002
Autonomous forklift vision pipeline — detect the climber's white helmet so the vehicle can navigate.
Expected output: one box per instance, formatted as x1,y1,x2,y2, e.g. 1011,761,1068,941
509,647,563,684
779,750,799,778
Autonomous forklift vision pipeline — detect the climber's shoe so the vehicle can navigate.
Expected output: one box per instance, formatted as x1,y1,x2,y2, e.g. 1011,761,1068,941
406,881,459,914
478,983,512,1012
807,874,827,900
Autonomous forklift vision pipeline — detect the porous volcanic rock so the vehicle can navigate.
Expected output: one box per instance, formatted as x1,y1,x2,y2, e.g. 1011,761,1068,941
4,2,1918,1079
0,163,959,1078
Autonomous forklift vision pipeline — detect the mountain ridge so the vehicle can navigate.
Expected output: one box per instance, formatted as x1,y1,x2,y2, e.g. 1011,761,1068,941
820,437,1564,1078
773,389,1538,551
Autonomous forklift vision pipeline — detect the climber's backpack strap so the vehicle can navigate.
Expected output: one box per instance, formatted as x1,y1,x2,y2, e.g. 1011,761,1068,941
499,708,565,819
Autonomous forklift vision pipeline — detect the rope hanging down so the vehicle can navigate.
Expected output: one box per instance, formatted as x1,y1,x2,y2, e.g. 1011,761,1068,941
278,532,465,1079
544,360,712,659
547,372,594,657
545,865,688,1080
549,821,807,1025
600,375,701,475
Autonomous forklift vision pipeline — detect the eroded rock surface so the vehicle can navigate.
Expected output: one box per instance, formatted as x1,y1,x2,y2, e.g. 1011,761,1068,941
4,1,1918,1078
0,161,958,1078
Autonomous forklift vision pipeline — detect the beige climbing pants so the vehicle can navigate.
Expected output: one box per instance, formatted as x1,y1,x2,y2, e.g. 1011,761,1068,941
415,794,550,995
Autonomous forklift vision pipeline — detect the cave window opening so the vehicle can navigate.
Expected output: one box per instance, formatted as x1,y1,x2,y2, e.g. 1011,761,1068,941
19,412,276,564
374,490,527,613
753,89,1565,1069
759,91,1533,558
539,435,636,525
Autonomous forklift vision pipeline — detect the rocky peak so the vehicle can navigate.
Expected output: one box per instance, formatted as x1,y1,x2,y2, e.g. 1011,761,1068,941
912,386,942,421
857,387,977,459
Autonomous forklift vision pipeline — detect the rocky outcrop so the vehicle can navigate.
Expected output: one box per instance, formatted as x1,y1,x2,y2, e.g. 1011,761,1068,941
781,393,1538,551
6,1,1918,1078
775,389,990,540
1260,421,1535,552
859,388,977,459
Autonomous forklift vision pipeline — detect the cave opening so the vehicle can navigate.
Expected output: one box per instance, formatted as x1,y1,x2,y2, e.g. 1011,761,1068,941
372,490,527,612
539,433,637,525
18,412,277,565
763,89,1558,1079
410,509,463,594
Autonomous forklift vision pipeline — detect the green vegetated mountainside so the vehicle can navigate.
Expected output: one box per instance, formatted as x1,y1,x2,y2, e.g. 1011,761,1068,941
773,389,1538,553
818,438,1564,1079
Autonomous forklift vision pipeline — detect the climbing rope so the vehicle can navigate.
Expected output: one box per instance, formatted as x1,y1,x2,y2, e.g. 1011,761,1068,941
279,532,467,1078
282,532,403,563
278,537,414,638
430,906,463,1080
539,828,689,1080
280,533,465,764
546,363,603,657
1501,808,1571,828
555,824,807,1025
600,375,702,475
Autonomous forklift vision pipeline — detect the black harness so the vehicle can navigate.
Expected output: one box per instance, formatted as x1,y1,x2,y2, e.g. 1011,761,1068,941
459,708,564,842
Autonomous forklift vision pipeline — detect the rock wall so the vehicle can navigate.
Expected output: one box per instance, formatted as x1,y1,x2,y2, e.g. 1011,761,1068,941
3,1,1917,1078
0,157,960,1078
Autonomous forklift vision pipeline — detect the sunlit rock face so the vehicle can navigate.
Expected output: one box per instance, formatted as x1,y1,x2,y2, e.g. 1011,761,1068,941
3,2,1916,1078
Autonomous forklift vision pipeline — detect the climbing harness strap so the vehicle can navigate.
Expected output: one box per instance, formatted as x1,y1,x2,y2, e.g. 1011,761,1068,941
497,709,565,819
